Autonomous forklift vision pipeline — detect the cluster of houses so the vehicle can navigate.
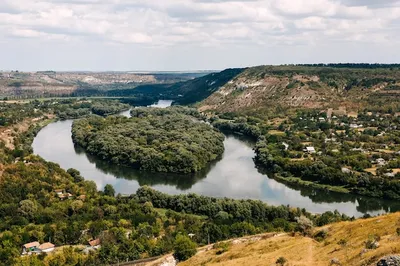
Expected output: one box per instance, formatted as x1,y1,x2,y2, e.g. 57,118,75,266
22,239,101,256
22,242,55,255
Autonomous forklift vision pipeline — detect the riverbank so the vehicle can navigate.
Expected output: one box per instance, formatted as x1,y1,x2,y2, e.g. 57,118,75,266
273,174,350,194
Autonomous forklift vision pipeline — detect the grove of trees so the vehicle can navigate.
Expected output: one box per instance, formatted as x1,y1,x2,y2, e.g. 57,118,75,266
72,107,225,173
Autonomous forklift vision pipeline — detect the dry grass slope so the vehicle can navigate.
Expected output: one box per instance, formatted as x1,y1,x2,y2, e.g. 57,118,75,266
180,213,400,266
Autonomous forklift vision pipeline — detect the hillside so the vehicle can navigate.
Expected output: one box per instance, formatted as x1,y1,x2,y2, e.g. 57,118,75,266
103,68,244,105
199,65,400,114
0,71,207,99
180,212,400,266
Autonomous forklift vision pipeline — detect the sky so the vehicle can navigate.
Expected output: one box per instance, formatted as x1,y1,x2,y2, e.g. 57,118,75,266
1,0,400,71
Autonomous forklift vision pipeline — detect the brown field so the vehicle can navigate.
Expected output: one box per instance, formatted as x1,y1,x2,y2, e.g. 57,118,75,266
180,213,400,266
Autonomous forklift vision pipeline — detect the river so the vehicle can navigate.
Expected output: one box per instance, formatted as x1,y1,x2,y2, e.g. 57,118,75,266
32,100,400,217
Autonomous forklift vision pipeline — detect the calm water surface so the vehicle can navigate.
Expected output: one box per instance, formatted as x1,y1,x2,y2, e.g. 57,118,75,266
32,101,400,217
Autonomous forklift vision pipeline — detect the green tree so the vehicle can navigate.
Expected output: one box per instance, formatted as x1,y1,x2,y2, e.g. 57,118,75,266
18,200,38,220
104,184,115,197
173,234,197,262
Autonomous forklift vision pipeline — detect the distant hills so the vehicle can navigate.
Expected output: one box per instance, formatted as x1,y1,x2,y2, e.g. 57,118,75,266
2,65,400,114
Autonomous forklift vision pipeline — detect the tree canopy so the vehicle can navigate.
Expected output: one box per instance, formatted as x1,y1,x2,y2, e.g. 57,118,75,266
72,107,225,173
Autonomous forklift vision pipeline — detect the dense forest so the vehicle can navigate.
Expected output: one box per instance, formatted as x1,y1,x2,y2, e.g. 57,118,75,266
71,107,225,173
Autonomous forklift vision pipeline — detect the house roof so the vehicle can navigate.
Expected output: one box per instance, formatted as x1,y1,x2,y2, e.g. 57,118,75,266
23,242,40,249
39,243,55,250
54,189,63,192
89,239,101,247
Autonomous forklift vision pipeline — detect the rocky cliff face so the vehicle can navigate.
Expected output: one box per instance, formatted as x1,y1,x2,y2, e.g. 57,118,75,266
199,65,400,113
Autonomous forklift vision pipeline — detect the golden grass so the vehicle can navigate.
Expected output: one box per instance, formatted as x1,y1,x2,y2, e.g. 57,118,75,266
377,149,396,154
268,130,286,136
364,167,377,175
392,169,400,174
348,111,358,118
180,213,400,266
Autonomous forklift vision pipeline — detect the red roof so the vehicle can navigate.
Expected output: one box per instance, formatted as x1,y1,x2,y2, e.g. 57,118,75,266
38,242,55,250
89,239,101,247
23,242,40,249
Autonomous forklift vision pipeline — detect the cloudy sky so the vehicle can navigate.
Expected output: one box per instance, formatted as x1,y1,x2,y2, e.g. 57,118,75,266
1,0,400,71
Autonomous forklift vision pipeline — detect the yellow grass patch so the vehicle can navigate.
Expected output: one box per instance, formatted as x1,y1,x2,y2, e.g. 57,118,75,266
181,213,400,266
392,169,400,174
268,130,286,136
347,111,358,118
364,167,377,175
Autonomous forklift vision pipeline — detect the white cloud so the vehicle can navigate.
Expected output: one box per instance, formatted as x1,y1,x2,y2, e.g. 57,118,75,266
0,0,400,70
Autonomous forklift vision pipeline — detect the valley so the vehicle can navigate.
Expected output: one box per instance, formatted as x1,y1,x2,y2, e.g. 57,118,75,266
1,64,400,266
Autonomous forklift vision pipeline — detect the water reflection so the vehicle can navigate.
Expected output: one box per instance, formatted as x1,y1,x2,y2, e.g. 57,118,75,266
74,145,214,191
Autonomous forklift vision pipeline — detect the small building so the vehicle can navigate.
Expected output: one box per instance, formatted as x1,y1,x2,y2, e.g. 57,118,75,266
325,138,337,143
341,167,351,174
22,242,40,254
88,239,101,249
304,147,316,154
384,172,395,178
38,243,55,253
54,189,64,196
376,158,386,166
55,189,74,200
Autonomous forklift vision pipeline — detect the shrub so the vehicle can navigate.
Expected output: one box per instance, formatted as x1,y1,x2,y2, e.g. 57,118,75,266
365,235,380,249
314,229,328,242
296,216,314,236
214,242,231,255
276,256,288,265
173,235,197,262
337,239,347,247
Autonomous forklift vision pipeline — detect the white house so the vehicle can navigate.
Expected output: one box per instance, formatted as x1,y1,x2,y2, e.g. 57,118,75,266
376,158,386,166
38,243,55,253
341,167,352,174
304,147,316,154
22,242,40,254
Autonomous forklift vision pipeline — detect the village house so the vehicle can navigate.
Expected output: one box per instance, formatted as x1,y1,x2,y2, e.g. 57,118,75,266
325,138,337,143
349,123,363,129
22,241,55,255
351,148,365,153
83,239,101,254
341,167,352,174
88,239,101,249
384,172,396,178
304,146,316,154
54,189,63,196
55,189,74,200
376,158,387,166
22,242,40,254
38,243,55,253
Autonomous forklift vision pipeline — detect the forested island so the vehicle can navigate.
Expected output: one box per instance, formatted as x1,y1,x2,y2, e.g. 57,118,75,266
71,107,225,173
